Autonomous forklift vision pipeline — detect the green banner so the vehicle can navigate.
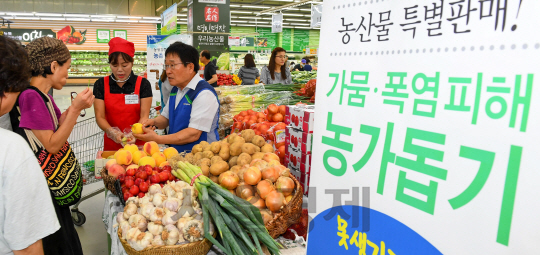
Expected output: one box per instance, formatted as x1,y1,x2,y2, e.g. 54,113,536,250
255,27,278,49
282,28,293,51
293,29,310,52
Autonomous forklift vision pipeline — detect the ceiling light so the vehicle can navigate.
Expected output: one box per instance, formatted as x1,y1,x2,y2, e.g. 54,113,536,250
18,17,40,20
117,16,141,19
230,4,241,7
178,21,187,24
231,11,253,14
67,18,91,21
139,20,161,23
91,19,114,22
40,17,66,21
115,19,137,23
38,13,63,17
1,16,15,20
91,15,115,18
64,14,90,17
6,12,34,16
142,17,161,20
241,5,271,9
177,14,187,16
178,18,187,21
231,20,249,23
299,9,312,11
289,23,309,26
282,13,304,16
285,18,308,21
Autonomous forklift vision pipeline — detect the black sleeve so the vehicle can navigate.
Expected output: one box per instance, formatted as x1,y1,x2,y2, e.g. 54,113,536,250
93,78,105,100
139,78,153,99
207,63,217,76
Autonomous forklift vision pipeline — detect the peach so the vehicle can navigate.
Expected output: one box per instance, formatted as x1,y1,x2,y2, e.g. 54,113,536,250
132,150,147,165
138,156,156,167
105,159,117,170
159,161,170,168
144,141,160,156
124,144,139,155
152,152,167,167
115,150,133,165
163,147,179,160
263,153,280,163
126,164,139,171
108,164,126,178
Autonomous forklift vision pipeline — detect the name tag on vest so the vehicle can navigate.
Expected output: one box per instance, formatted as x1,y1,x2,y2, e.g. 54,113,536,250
125,94,139,105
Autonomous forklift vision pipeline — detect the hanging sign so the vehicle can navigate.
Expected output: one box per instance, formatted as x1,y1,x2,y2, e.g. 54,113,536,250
0,29,55,42
228,36,240,46
161,3,178,35
307,0,540,254
113,30,127,40
311,4,323,28
96,29,110,43
272,13,283,33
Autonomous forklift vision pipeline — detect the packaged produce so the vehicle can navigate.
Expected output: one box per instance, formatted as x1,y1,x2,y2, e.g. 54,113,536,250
286,105,315,133
286,127,313,154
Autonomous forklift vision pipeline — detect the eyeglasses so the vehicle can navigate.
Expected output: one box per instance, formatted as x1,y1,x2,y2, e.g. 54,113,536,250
276,55,288,59
70,92,87,117
163,62,190,70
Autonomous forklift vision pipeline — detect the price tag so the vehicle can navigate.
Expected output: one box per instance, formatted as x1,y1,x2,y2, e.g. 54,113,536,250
125,94,139,105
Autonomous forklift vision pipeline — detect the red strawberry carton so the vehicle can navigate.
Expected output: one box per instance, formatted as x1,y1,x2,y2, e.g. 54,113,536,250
285,105,315,133
286,127,313,154
285,145,311,175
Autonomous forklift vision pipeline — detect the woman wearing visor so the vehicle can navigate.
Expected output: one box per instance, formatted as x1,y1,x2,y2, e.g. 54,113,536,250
93,37,153,150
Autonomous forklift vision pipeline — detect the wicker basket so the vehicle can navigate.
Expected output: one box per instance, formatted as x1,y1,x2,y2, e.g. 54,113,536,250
265,173,304,238
118,227,215,255
100,167,119,195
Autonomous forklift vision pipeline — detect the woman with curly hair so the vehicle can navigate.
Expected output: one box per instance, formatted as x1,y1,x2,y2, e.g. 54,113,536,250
9,36,93,255
0,36,61,255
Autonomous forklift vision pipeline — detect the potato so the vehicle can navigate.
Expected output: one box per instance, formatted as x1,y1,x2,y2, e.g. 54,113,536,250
193,152,204,163
230,142,244,157
210,142,221,154
252,152,265,160
241,129,256,143
242,143,260,155
230,165,241,175
199,141,210,147
197,158,211,177
227,133,238,143
251,135,266,147
237,153,252,167
229,156,239,168
203,144,212,152
184,153,194,164
210,160,229,176
192,144,203,153
230,136,245,145
211,156,223,165
202,151,214,159
219,143,230,161
209,174,219,183
261,143,274,153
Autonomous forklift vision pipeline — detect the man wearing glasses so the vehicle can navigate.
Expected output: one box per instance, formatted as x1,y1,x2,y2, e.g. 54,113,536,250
134,42,220,152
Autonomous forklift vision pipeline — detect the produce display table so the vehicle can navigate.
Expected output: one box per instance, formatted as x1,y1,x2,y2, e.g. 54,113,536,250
102,190,307,255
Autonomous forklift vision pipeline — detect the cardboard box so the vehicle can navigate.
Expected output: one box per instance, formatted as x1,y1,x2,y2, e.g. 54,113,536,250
286,105,315,133
286,127,313,154
286,146,311,174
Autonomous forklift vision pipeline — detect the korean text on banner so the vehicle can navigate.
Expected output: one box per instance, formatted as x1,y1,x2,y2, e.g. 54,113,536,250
307,0,540,254
272,13,283,33
161,3,178,35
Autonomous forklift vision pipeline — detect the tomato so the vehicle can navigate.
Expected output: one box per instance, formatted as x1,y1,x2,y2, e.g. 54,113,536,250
247,109,255,115
117,174,126,183
129,185,140,196
126,168,136,176
240,111,248,116
138,192,145,198
125,179,134,188
159,171,169,182
123,192,133,201
139,181,149,193
277,145,286,160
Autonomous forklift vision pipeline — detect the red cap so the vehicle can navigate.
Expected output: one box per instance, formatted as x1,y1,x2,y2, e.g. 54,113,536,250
108,37,135,57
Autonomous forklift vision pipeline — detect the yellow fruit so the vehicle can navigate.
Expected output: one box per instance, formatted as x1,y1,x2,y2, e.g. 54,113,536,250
124,144,138,155
138,156,156,167
114,150,133,165
144,141,160,156
159,161,170,167
131,123,144,134
132,150,147,165
152,152,167,167
163,147,179,160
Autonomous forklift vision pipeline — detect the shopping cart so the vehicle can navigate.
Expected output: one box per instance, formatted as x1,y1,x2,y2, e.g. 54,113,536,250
68,117,105,226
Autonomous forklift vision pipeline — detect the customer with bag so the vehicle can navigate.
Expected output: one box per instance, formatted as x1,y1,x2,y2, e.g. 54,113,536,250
9,37,93,255
0,35,61,255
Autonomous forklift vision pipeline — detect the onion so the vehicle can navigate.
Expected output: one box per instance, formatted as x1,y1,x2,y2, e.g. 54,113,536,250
278,166,290,177
261,167,280,183
268,104,278,114
250,159,268,170
265,190,285,213
244,166,262,185
267,160,281,168
275,176,295,197
272,113,284,122
285,195,293,204
236,183,255,200
260,209,274,225
246,196,266,209
256,179,275,199
218,171,240,190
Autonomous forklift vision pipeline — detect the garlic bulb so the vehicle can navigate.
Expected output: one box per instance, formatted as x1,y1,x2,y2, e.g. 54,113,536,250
161,224,182,245
128,214,148,232
123,203,138,220
149,207,165,224
117,212,127,224
139,202,155,220
183,219,204,242
161,208,179,226
120,221,131,240
192,200,201,210
162,184,176,197
129,231,153,251
176,216,193,231
151,235,165,246
147,222,164,236
171,181,188,193
139,195,153,204
148,184,163,196
152,193,167,208
126,196,139,206
162,197,181,212
126,227,142,243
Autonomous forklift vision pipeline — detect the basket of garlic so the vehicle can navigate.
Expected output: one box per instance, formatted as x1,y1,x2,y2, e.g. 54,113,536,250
116,180,216,255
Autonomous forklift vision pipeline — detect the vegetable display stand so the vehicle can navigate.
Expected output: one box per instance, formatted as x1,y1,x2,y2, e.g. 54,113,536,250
68,117,106,226
265,173,304,238
117,228,215,255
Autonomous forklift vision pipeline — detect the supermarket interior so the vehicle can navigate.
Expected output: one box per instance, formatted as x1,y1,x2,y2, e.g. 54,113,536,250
0,0,539,254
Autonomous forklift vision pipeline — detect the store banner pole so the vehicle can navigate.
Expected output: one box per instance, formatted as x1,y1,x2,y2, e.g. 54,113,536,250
307,0,540,254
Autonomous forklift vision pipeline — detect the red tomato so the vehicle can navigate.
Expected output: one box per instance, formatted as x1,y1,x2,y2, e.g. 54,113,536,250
150,174,161,183
121,186,129,195
159,171,169,182
125,179,134,188
138,192,145,198
139,182,149,193
134,178,143,186
126,168,136,176
129,185,140,196
277,145,286,160
263,109,269,115
117,174,126,183
162,165,172,172
123,192,133,201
